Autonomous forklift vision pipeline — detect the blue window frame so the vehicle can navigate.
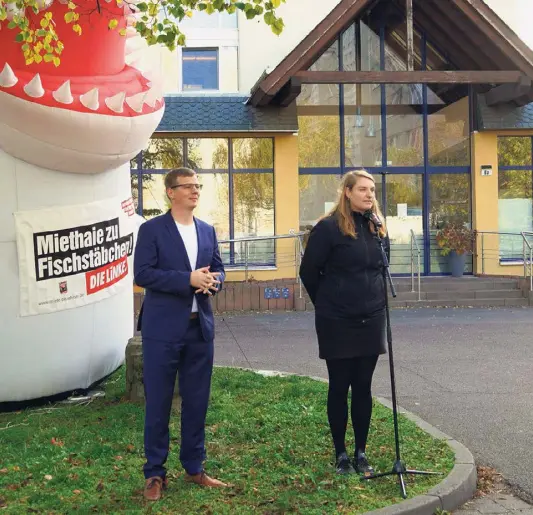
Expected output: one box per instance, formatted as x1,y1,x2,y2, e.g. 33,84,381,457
182,48,219,91
498,136,533,262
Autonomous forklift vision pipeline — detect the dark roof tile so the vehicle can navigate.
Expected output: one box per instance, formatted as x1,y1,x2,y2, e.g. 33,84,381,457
156,94,298,133
477,94,533,129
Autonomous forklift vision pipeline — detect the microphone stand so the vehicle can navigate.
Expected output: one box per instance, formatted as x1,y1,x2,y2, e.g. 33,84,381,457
362,222,440,499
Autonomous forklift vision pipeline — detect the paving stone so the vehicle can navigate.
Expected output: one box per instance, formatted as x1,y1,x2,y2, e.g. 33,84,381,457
472,497,510,514
493,495,533,511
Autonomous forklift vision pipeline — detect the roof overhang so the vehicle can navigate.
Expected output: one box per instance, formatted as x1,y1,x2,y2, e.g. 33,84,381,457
248,0,533,108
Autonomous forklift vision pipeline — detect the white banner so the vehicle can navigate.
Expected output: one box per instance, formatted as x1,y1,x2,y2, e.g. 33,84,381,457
14,196,136,316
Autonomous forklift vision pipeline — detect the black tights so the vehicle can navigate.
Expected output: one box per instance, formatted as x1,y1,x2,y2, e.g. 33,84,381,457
325,355,379,457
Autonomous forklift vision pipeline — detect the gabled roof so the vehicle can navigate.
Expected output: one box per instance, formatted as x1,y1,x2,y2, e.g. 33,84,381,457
157,95,298,133
249,0,533,107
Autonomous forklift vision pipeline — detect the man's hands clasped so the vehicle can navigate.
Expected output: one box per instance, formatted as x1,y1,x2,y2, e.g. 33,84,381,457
190,266,221,296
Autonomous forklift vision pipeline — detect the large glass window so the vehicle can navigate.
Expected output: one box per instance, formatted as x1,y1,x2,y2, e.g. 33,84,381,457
132,137,274,267
297,84,340,168
182,48,218,91
429,174,472,273
297,6,472,275
386,175,424,273
428,91,469,166
299,175,342,231
297,39,340,169
498,137,533,260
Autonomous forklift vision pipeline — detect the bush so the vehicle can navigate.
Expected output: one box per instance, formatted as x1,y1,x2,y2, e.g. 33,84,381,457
436,223,475,256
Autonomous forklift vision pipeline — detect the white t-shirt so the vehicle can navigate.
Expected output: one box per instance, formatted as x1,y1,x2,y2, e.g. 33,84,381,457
176,221,198,313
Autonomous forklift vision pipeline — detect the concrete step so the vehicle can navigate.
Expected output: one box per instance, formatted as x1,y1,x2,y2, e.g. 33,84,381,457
391,289,525,301
393,278,520,293
390,298,530,309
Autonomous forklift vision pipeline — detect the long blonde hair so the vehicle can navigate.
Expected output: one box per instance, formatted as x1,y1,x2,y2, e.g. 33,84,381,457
325,170,387,239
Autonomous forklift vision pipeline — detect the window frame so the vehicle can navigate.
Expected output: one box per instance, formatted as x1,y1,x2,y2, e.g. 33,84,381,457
131,137,276,268
181,47,220,92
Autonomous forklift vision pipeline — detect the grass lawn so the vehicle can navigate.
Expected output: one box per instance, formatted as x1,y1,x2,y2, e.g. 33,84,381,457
0,367,454,514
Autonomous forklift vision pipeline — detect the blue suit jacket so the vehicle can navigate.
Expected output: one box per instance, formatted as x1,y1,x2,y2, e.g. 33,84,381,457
133,211,225,343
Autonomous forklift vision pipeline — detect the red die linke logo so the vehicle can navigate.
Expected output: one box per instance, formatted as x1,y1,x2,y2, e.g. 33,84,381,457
86,255,129,295
121,198,135,217
33,218,134,293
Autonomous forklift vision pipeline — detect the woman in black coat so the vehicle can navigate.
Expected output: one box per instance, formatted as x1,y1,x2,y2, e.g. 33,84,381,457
299,169,390,476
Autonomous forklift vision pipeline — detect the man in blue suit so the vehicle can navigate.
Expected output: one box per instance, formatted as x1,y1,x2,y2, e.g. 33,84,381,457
134,167,227,501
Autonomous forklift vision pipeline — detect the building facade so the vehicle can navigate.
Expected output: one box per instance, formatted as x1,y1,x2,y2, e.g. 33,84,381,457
132,0,533,281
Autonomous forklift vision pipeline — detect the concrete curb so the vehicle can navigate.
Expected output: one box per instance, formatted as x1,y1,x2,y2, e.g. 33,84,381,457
372,396,477,515
251,369,477,515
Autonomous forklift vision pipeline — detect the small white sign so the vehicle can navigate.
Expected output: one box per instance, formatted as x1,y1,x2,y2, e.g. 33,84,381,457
324,201,335,214
481,165,492,176
397,203,408,217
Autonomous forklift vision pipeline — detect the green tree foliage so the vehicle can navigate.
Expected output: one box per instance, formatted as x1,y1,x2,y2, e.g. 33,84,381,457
497,137,532,200
0,0,286,66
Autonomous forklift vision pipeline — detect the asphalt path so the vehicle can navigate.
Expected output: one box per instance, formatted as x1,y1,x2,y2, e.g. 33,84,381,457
213,308,533,499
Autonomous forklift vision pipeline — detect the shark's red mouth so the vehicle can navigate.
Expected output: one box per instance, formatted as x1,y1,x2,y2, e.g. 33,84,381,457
0,1,162,115
0,0,164,173
0,62,162,115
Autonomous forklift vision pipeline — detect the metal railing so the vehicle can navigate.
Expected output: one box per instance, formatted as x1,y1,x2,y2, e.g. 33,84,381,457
522,231,533,292
410,229,422,300
219,232,307,295
476,230,533,291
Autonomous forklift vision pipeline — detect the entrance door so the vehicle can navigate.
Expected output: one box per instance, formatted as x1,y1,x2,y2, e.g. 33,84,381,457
382,174,425,275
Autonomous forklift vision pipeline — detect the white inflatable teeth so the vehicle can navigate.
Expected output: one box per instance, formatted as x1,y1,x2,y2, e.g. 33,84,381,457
105,91,126,113
53,80,74,104
126,91,146,113
80,88,100,111
0,63,18,88
24,74,45,98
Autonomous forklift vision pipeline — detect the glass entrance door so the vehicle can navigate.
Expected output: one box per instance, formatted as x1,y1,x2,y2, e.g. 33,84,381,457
383,174,425,275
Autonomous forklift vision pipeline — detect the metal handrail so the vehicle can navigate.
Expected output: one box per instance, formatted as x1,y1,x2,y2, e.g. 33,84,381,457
521,232,533,291
219,231,307,283
410,229,421,301
219,232,307,244
475,230,533,290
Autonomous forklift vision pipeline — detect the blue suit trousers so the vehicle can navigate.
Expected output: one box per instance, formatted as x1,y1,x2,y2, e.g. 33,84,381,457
142,319,214,479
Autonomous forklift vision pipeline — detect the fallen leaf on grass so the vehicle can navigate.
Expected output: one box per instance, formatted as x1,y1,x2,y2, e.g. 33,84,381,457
114,456,123,461
0,469,8,474
69,473,79,481
44,475,53,481
51,438,65,447
126,444,135,453
12,466,20,472
6,484,20,491
96,480,105,492
73,489,82,495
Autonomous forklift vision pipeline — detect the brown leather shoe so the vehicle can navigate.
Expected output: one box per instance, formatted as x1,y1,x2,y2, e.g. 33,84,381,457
184,471,228,488
143,476,168,501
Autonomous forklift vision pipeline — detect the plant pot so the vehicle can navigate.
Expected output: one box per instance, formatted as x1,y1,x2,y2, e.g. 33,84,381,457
449,251,467,277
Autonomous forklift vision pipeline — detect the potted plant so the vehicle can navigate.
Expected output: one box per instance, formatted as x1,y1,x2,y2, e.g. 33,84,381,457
436,223,475,277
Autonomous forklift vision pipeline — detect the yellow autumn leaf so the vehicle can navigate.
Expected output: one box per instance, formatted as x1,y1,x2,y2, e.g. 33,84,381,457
108,18,118,30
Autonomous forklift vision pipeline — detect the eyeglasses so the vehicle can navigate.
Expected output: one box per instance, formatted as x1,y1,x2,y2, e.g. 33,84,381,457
171,184,203,191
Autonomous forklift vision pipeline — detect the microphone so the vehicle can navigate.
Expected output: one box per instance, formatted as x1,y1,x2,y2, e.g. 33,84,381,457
363,209,383,229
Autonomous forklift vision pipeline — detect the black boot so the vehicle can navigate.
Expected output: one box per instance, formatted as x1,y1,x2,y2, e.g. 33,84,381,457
335,452,356,475
354,449,374,477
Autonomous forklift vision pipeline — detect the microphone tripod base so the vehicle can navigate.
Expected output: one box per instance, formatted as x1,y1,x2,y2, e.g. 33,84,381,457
362,460,442,499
